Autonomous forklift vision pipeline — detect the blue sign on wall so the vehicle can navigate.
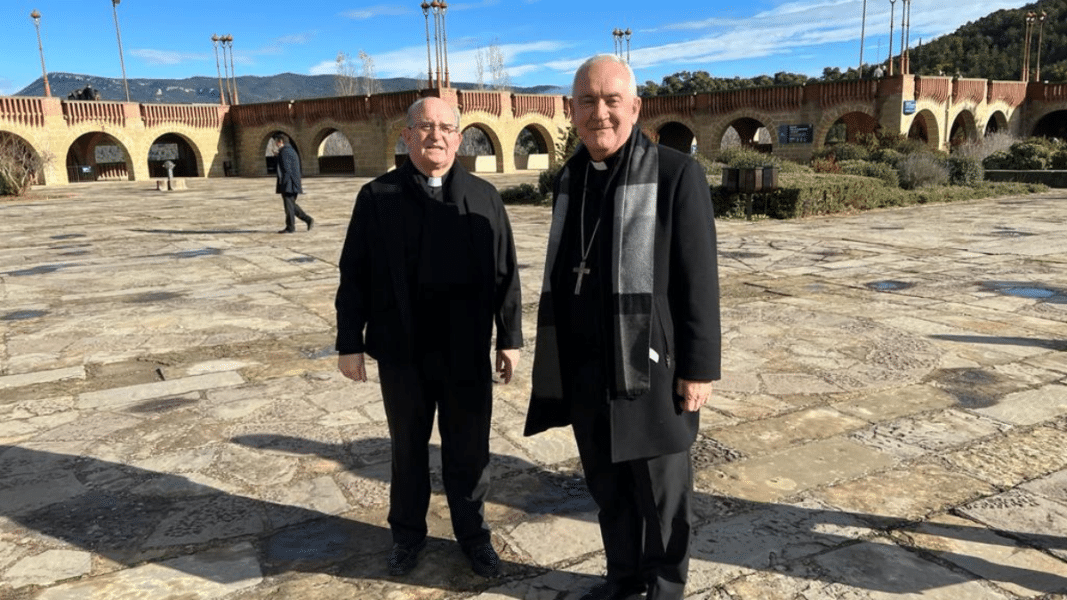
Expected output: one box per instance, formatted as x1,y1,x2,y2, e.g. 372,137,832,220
903,100,916,115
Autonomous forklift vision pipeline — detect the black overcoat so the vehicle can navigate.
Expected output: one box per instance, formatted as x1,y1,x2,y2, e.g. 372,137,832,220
275,144,303,195
524,139,721,463
335,160,523,368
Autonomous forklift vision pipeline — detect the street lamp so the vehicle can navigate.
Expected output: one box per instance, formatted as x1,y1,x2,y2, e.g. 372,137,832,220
624,28,632,63
440,1,449,87
421,1,433,88
211,34,226,104
1035,11,1047,82
1023,11,1035,81
223,34,239,104
111,0,131,102
888,0,895,76
30,9,51,97
859,0,867,75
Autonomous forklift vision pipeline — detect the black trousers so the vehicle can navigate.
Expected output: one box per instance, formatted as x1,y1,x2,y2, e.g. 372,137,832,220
570,369,693,600
378,354,493,550
280,193,311,231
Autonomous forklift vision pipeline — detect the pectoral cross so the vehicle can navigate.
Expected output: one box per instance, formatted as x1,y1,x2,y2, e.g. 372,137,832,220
573,261,591,295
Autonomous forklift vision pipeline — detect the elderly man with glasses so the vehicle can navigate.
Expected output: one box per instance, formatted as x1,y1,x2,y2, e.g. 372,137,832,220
335,96,523,579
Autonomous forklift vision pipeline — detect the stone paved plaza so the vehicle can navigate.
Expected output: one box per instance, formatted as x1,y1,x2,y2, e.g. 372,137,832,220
1,174,1066,600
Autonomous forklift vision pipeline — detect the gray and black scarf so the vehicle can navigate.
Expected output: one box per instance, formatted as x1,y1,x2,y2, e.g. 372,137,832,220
531,129,659,401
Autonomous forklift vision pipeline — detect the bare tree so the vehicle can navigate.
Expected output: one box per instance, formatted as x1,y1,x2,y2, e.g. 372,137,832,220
359,50,383,96
0,134,51,196
335,51,359,96
475,47,486,90
487,40,510,91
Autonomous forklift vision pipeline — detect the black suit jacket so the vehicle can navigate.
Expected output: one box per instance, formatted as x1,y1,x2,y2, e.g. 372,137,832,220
335,161,522,367
275,144,302,194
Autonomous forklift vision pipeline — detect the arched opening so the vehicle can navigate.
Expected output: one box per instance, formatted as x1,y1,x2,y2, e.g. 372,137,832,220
66,132,131,183
722,118,772,152
907,110,940,148
458,125,496,172
264,132,299,176
949,112,978,148
825,112,880,145
148,133,200,178
984,111,1008,137
316,129,355,175
1032,110,1067,140
514,125,551,170
658,122,696,154
0,131,47,191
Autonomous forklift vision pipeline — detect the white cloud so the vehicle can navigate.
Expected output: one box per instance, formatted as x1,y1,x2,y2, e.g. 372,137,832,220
130,49,208,66
341,5,410,19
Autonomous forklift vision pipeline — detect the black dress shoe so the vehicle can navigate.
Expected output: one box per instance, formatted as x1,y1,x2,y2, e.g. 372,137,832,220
464,542,501,578
387,538,426,576
277,228,295,234
305,217,314,231
579,581,645,600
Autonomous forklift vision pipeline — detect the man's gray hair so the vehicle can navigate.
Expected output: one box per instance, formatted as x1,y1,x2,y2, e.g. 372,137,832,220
572,54,638,96
407,97,461,128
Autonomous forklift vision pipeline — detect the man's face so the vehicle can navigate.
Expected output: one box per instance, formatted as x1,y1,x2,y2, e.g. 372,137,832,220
403,98,461,176
571,60,641,162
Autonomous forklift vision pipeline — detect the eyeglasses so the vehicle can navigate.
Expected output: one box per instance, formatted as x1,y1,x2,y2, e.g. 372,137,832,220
412,122,459,135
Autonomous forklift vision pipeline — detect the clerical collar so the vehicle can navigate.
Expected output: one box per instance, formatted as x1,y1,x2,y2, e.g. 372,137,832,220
428,176,443,187
590,160,608,171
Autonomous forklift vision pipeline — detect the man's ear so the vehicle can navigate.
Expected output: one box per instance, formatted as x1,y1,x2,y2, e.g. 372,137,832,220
631,96,642,123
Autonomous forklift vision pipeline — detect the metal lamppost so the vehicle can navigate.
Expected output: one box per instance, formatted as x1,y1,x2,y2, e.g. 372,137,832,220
859,0,867,75
30,10,51,97
624,28,632,63
430,1,443,89
211,34,226,105
612,28,622,57
111,0,131,102
421,1,433,88
887,0,895,76
1023,11,1035,82
1035,10,1047,82
903,0,912,74
440,1,449,87
223,34,239,104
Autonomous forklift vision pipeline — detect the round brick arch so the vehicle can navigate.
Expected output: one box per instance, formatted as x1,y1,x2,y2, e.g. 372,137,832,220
984,110,1009,136
64,130,136,183
147,132,204,178
706,111,779,159
813,105,880,148
0,130,49,186
948,109,979,147
458,121,505,173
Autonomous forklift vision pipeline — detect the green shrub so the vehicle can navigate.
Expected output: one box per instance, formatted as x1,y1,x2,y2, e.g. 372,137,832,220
812,156,840,174
1008,141,1055,169
898,153,949,189
537,163,563,197
953,131,1017,163
829,143,870,162
838,160,900,188
869,148,904,168
499,183,544,205
983,149,1013,170
947,155,985,186
717,147,780,169
1052,149,1067,170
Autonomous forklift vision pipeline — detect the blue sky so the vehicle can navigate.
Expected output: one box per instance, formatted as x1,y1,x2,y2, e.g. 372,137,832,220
2,0,1033,97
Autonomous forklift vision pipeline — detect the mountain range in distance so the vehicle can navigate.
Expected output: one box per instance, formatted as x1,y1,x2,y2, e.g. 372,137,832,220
13,72,570,104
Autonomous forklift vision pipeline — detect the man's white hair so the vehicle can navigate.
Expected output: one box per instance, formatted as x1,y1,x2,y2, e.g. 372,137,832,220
572,54,638,96
407,97,461,128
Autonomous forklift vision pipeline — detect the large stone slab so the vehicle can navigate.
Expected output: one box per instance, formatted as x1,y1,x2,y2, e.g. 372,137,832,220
849,408,1008,459
971,384,1067,426
958,489,1067,561
832,384,957,423
707,438,897,502
0,366,85,390
809,461,994,522
35,542,261,600
709,407,867,456
898,512,1067,597
77,371,245,410
941,425,1067,487
4,549,92,588
505,514,601,566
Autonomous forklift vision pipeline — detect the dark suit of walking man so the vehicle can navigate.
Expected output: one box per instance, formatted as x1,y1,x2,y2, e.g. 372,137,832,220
336,97,522,579
273,134,313,233
525,55,721,600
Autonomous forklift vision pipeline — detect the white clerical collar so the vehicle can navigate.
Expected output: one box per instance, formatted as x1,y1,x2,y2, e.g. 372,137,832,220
428,176,443,188
590,160,608,171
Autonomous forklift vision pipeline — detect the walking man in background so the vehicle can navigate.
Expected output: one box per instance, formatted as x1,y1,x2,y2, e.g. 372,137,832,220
273,133,313,233
525,54,721,600
336,97,522,579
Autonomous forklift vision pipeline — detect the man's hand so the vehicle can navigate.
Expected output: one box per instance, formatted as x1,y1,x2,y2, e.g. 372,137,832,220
338,353,367,382
495,349,520,384
675,378,713,412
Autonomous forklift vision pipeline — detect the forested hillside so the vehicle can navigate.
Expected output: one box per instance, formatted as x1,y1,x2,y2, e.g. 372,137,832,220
642,1,1065,96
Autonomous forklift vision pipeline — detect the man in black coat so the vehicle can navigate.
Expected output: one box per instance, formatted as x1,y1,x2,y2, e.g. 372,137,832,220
273,133,313,233
335,97,522,579
525,55,721,600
